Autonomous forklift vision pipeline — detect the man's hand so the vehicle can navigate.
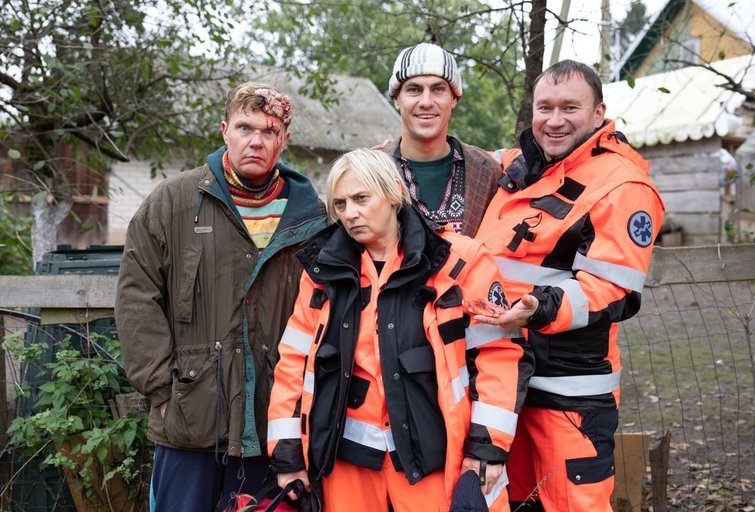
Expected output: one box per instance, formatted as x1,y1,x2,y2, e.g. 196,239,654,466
370,138,393,151
474,293,538,329
276,470,311,501
461,457,503,495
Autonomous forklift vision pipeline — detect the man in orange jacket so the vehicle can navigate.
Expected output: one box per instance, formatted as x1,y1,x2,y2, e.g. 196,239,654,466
474,60,665,511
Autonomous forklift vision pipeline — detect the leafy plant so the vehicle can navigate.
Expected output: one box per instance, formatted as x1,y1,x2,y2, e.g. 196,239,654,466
0,191,32,275
5,331,151,506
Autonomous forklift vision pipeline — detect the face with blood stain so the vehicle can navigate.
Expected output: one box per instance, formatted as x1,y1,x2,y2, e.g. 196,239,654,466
220,108,290,185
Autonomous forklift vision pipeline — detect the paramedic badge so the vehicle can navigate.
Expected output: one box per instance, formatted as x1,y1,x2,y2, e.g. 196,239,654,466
488,282,507,308
628,211,653,247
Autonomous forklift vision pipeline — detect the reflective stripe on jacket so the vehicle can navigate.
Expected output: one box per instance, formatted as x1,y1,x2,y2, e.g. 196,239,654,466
478,121,665,411
268,206,533,505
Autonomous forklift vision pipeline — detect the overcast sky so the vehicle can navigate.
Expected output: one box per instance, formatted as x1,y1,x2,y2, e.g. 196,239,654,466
545,0,667,65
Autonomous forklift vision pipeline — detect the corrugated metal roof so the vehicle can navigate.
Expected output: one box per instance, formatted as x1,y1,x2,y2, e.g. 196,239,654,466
604,54,755,147
246,67,400,151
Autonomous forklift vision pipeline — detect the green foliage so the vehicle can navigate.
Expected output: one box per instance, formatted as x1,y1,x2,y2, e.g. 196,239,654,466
0,0,245,230
5,333,150,501
252,0,524,147
0,192,32,275
615,0,649,55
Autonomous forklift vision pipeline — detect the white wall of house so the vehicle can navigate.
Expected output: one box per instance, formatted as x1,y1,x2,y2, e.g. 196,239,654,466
107,161,182,244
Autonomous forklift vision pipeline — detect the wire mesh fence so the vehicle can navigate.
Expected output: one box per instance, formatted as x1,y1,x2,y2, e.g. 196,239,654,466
1,244,754,511
617,245,755,511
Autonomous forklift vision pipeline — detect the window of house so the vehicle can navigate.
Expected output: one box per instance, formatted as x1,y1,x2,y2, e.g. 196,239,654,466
680,36,701,63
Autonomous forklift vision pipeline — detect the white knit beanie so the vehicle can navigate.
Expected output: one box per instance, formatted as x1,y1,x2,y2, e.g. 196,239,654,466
388,43,463,99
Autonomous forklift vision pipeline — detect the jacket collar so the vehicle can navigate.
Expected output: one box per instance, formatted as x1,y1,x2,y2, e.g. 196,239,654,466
205,146,325,231
386,135,462,164
516,120,644,184
298,205,450,284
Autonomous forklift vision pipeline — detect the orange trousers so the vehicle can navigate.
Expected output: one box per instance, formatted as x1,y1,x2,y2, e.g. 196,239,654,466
321,454,448,512
507,406,617,511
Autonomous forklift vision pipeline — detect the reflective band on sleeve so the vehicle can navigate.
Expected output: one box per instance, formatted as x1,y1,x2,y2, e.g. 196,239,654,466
280,325,312,355
495,257,572,286
452,366,470,403
529,370,621,396
485,466,508,508
491,149,504,163
303,370,314,394
466,324,523,349
343,417,396,452
268,417,301,440
573,252,647,292
471,401,518,436
556,278,589,330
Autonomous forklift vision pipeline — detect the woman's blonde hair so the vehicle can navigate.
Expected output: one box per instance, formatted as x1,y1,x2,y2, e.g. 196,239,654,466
326,149,411,222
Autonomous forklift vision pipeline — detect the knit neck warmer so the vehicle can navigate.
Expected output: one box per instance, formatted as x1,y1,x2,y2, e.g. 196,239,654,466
223,151,284,207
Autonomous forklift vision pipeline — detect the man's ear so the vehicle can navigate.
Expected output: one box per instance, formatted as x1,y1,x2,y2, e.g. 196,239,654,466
275,130,291,160
593,102,606,128
220,120,228,143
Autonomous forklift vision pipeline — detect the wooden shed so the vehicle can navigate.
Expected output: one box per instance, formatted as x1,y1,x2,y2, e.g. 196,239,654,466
604,55,755,245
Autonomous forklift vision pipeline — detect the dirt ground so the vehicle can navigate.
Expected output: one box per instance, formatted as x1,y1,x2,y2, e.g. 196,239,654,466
619,281,755,511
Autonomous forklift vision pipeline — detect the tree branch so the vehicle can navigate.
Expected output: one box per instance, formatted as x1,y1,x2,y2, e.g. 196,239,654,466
664,58,755,103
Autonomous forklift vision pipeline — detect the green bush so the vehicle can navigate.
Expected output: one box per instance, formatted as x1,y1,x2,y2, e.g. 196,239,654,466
0,193,32,275
4,332,151,503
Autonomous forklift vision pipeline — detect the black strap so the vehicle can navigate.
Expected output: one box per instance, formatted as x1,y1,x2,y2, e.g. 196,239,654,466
263,480,305,512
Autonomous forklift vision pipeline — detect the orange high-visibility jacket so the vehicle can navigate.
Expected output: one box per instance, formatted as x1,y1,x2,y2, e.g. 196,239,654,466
479,121,665,411
268,207,532,508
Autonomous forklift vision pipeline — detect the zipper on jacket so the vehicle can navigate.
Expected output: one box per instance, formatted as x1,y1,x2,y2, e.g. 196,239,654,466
214,341,223,464
194,191,205,223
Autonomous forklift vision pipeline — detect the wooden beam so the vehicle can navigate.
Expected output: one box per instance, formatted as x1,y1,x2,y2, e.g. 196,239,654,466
39,308,115,325
649,430,671,512
645,243,755,286
0,275,118,308
1,245,753,307
611,432,651,512
661,190,720,213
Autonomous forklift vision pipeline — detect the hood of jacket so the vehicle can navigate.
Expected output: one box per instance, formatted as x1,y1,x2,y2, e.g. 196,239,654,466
512,120,649,189
296,204,451,284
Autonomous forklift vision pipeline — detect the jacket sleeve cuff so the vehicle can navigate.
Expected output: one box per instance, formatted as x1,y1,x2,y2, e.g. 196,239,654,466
463,439,508,465
271,439,306,474
524,287,557,330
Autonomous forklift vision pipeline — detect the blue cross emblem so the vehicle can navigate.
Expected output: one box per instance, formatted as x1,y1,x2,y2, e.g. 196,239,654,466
628,211,653,247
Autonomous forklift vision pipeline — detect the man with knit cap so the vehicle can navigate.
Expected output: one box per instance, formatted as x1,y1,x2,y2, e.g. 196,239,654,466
115,82,327,512
382,43,531,510
383,42,501,238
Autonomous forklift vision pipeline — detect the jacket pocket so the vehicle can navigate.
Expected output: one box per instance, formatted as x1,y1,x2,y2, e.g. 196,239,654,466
346,375,369,409
163,343,228,448
398,345,436,374
566,451,615,484
398,344,446,474
175,246,202,323
315,343,340,374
